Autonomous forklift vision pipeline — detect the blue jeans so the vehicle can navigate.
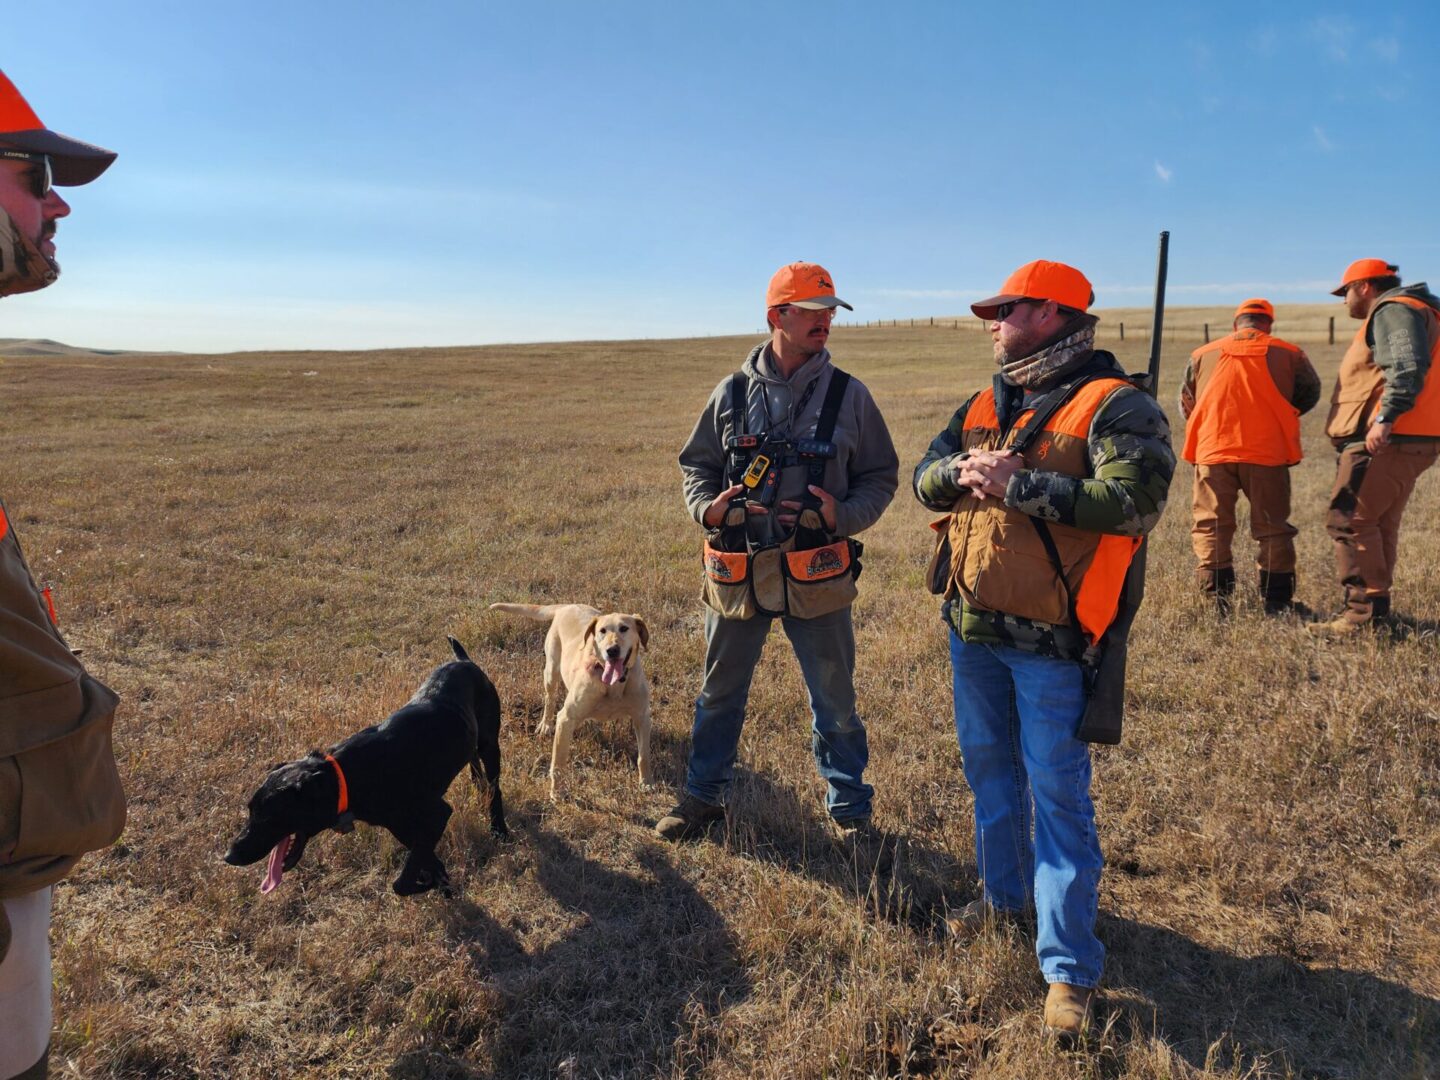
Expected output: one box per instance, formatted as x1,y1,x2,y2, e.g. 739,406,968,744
686,606,873,821
949,632,1104,988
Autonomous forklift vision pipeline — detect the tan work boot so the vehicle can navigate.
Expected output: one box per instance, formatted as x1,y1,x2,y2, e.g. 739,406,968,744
655,794,725,841
1043,983,1095,1043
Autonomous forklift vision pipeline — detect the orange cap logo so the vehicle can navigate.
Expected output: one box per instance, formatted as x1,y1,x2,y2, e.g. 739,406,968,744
766,262,853,311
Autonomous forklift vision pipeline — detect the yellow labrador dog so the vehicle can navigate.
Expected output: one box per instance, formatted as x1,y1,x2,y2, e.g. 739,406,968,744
489,603,652,797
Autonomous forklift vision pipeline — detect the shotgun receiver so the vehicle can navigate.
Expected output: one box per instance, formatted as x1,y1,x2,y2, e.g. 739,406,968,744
1075,230,1168,744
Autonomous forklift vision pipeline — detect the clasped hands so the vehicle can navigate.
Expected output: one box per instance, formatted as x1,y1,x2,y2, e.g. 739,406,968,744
954,449,1022,501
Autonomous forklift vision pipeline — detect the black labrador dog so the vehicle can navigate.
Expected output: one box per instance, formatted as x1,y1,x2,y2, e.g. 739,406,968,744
224,637,508,897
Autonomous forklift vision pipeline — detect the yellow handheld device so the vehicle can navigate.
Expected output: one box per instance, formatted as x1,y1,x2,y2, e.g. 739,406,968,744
742,454,771,489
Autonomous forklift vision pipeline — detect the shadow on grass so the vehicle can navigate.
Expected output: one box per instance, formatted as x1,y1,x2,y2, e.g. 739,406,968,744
1103,914,1439,1079
389,824,749,1079
714,767,975,935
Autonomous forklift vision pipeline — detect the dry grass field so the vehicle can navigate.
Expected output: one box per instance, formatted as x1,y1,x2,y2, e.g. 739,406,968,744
2,308,1436,1079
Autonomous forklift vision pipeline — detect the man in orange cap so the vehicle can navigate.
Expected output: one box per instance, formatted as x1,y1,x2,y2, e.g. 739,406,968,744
1312,259,1440,635
1,69,124,1080
915,260,1173,1041
1178,299,1320,614
661,262,898,857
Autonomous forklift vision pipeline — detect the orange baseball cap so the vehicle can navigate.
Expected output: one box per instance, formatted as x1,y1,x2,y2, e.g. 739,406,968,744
766,262,853,311
1331,258,1398,297
0,69,115,185
1234,298,1274,320
971,259,1093,319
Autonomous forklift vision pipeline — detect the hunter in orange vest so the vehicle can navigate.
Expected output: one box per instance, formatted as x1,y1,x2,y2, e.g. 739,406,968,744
0,69,123,1080
1178,299,1319,614
914,259,1174,1040
1312,259,1440,635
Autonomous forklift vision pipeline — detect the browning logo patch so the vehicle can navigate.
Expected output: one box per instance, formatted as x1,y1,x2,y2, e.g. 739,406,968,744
806,548,845,578
706,553,734,580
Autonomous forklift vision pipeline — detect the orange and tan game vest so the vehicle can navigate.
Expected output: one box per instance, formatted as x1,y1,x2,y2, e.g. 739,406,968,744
943,379,1141,645
1182,331,1303,466
1326,295,1440,441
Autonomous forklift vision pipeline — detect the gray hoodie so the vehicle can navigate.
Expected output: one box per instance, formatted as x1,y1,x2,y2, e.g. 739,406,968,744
679,342,898,546
1370,282,1440,425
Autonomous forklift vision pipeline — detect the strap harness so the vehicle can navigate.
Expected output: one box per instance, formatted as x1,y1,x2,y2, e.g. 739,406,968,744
724,366,852,523
999,369,1123,658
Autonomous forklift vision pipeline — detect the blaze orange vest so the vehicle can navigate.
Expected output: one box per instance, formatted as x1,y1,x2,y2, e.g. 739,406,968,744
944,379,1141,645
1182,331,1303,466
1326,295,1440,441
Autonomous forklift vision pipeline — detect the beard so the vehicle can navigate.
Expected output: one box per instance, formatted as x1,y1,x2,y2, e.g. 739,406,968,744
0,208,59,297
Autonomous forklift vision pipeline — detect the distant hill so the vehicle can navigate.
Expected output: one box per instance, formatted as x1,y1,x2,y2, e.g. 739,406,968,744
0,337,151,358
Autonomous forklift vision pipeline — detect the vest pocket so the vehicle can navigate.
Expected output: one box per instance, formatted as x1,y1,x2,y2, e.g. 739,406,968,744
7,676,126,865
700,539,756,620
966,520,1079,627
782,539,860,619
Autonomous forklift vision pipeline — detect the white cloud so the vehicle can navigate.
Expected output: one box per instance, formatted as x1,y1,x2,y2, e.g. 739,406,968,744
1312,16,1355,62
1369,36,1400,63
1154,161,1173,183
1313,125,1335,151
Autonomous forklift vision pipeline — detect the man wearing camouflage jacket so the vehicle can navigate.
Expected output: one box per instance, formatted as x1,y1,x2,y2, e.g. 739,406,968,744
1312,259,1440,636
914,260,1173,1041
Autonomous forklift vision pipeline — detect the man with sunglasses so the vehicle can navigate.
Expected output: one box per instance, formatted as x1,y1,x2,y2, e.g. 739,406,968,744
914,260,1173,1042
1,69,123,1080
1311,259,1440,636
660,262,898,857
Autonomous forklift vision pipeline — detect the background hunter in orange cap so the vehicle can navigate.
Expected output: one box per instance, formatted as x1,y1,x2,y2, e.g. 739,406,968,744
971,259,1094,320
1331,258,1399,297
1234,298,1274,321
0,68,116,185
766,261,853,311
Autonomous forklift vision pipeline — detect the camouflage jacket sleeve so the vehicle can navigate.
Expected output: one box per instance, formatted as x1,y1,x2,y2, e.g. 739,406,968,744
912,394,977,510
1005,386,1175,536
1290,349,1322,415
1371,302,1433,420
1177,355,1199,419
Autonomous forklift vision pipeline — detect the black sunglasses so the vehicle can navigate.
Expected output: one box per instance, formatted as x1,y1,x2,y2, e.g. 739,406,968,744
0,150,53,199
994,299,1042,321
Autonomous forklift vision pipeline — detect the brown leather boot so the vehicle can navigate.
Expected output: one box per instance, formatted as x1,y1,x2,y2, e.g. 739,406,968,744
1043,983,1094,1043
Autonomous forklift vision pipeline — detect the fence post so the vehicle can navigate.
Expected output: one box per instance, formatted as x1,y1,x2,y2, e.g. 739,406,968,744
1119,322,1125,341
1329,316,1335,345
929,316,933,327
1203,323,1209,343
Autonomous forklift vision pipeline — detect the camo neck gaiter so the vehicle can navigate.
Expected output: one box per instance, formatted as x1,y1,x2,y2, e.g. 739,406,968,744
999,315,1099,389
0,208,58,298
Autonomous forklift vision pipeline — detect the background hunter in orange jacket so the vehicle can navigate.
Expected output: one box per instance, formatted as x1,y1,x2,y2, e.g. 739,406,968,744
1180,328,1319,466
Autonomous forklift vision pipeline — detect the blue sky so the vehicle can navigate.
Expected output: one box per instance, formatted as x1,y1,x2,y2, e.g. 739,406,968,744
3,1,1437,352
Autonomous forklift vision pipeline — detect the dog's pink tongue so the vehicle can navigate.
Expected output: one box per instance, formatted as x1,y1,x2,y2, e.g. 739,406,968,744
602,658,623,685
260,834,293,894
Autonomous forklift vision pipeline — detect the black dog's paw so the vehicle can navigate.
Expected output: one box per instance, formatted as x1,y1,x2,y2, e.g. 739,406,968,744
393,863,455,898
393,868,436,897
491,823,513,842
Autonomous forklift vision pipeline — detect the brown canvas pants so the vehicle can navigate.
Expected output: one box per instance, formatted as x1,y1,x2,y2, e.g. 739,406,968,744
1326,440,1440,613
1190,462,1297,588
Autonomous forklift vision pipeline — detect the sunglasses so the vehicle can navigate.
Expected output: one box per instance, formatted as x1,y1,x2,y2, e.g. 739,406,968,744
0,150,53,199
993,299,1042,321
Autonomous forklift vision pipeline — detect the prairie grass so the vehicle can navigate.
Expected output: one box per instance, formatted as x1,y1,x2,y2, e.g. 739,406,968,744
1,309,1436,1079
